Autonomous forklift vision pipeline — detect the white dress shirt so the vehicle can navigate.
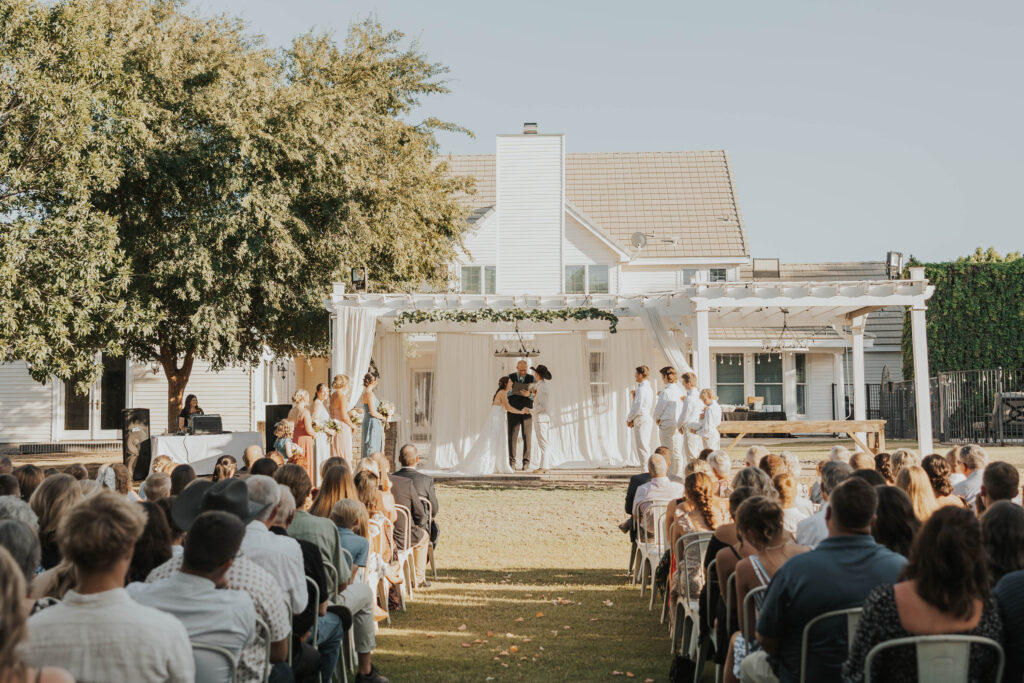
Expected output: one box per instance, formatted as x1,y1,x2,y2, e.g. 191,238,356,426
627,380,655,422
952,469,984,506
243,520,308,615
654,382,684,424
678,387,702,430
128,572,255,683
23,588,194,683
694,401,723,440
796,504,829,548
632,476,687,516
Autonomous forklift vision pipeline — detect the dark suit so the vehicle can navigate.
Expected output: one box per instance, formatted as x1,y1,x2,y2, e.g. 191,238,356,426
507,372,535,468
390,475,430,584
625,472,652,542
393,466,440,544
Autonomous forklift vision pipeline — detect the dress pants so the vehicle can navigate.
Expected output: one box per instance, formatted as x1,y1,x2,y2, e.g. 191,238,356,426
658,423,682,476
631,416,652,464
412,534,429,584
682,430,703,464
333,581,376,654
703,431,721,452
534,414,551,469
739,650,779,682
507,412,532,467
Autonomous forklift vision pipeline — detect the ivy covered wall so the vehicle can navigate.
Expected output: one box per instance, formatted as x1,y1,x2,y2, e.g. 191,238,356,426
902,259,1024,377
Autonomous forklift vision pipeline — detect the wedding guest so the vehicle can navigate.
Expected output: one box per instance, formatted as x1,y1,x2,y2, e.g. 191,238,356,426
667,472,722,599
28,474,81,570
0,474,19,497
744,479,906,683
874,452,895,484
243,476,307,615
982,501,1024,583
622,454,654,538
796,461,853,548
355,471,394,559
849,451,875,471
23,490,194,682
811,446,851,503
843,507,1002,683
774,472,810,534
388,462,430,587
730,466,777,500
945,446,967,486
0,519,40,600
128,501,173,584
626,366,654,462
13,465,43,503
63,463,88,480
178,393,204,431
330,374,356,463
332,499,370,575
921,454,967,509
978,461,1021,514
870,486,920,556
151,455,176,475
0,455,11,475
707,450,733,497
699,448,714,460
890,448,920,480
393,444,440,546
250,457,279,477
212,455,237,482
141,471,171,502
758,454,787,480
0,496,38,530
995,567,1024,682
851,468,888,487
128,510,255,683
272,421,297,463
744,445,771,468
0,546,74,683
155,496,185,558
654,366,684,475
710,486,759,660
361,374,386,458
310,462,359,518
896,465,939,521
632,454,685,526
241,445,264,472
169,464,196,495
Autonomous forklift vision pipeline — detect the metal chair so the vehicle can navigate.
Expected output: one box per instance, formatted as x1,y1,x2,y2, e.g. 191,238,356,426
740,585,767,642
305,576,320,645
419,495,438,580
669,531,713,656
863,634,1005,683
254,617,272,683
191,641,238,683
326,552,358,676
366,519,391,626
393,504,415,608
635,500,669,599
799,607,863,683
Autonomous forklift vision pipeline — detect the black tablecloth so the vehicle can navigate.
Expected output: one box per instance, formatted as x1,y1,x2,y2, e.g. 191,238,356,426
722,411,792,438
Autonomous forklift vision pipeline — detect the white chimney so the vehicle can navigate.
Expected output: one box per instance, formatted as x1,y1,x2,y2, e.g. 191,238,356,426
523,122,538,135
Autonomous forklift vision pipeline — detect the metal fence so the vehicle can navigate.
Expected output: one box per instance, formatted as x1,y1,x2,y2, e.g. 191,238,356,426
832,383,882,421
878,367,1024,444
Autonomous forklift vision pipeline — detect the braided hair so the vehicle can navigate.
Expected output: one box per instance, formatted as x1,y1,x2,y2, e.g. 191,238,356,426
685,471,721,530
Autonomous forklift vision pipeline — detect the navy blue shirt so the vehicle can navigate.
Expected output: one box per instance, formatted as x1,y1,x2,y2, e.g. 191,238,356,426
756,534,906,683
995,569,1024,683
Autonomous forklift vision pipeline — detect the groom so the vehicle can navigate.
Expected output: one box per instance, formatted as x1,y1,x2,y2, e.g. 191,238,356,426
507,359,535,470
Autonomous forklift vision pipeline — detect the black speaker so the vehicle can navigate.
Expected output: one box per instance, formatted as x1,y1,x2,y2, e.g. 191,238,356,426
265,404,292,453
122,408,151,481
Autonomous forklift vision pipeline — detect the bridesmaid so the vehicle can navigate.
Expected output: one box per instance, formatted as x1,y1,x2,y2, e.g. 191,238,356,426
360,373,385,457
287,389,316,478
311,383,333,488
330,374,355,464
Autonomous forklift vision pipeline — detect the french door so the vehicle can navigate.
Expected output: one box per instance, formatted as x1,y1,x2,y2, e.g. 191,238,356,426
60,354,126,440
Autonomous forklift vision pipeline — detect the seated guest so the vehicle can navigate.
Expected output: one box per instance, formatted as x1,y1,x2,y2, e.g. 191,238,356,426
622,454,655,536
982,501,1024,583
243,476,307,615
155,496,185,558
874,452,895,485
758,454,787,481
0,473,19,497
849,451,874,471
141,471,171,502
870,486,919,556
392,444,440,546
0,455,11,475
387,460,430,588
310,462,358,517
127,501,172,583
774,472,810,534
895,465,939,521
731,466,778,500
63,463,88,481
996,565,1024,683
150,455,177,475
667,472,722,600
851,469,887,487
150,479,291,683
890,448,919,481
699,448,714,460
0,546,73,683
127,511,255,683
28,474,81,570
0,496,38,530
779,451,808,499
250,457,280,477
632,454,686,531
844,506,1002,683
709,486,760,666
810,446,852,504
212,455,238,482
169,464,196,495
13,465,43,503
101,463,139,501
0,519,41,614
978,461,1021,514
796,461,852,548
744,445,771,469
743,478,906,683
945,446,966,486
920,454,967,509
242,444,264,472
952,444,987,505
723,497,809,683
707,450,733,497
332,499,370,574
23,490,194,682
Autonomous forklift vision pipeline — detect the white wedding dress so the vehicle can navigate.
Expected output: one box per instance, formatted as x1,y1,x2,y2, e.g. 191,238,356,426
311,400,332,487
450,403,515,475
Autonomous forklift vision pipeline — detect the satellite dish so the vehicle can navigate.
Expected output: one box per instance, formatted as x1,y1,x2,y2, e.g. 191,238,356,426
630,232,647,249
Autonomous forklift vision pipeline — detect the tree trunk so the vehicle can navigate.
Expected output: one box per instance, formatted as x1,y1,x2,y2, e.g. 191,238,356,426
159,347,195,433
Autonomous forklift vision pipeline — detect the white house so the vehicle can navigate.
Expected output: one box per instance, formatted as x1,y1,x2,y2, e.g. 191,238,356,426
0,123,933,459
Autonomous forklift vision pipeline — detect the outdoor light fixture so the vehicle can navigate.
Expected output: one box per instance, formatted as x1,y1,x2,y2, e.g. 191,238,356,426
494,321,541,358
761,310,812,352
351,267,367,292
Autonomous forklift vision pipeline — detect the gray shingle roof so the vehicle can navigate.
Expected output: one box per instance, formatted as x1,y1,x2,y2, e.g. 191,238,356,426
441,150,748,258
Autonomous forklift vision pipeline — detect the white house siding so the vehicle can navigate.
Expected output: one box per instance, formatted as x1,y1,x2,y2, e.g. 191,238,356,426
865,351,903,384
458,213,498,268
495,135,564,294
131,361,254,435
619,265,679,295
0,362,53,442
806,354,837,420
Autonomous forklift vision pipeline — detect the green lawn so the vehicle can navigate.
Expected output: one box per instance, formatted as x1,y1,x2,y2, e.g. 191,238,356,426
374,485,669,682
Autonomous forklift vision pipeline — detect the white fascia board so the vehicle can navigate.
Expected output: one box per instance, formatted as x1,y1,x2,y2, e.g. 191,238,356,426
628,257,750,266
564,204,630,262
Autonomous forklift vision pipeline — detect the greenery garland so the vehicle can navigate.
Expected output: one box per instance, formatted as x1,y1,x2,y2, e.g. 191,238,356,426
393,307,619,333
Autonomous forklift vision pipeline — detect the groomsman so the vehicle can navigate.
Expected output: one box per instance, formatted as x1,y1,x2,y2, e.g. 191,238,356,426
626,366,654,463
678,372,703,465
653,367,684,476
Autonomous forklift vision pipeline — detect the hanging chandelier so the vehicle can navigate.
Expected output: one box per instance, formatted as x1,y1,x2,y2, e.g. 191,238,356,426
761,309,812,352
494,321,541,358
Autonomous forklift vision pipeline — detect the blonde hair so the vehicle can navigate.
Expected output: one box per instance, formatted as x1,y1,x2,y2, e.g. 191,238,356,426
58,490,146,573
274,419,295,439
896,465,939,521
891,448,920,479
291,389,310,407
310,464,359,518
773,472,797,508
369,452,392,492
331,374,350,392
29,473,82,539
0,546,28,677
151,455,176,475
700,388,718,401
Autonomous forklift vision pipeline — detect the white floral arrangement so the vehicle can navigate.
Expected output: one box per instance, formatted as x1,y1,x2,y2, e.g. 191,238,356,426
378,401,396,421
290,443,304,456
349,409,363,426
327,418,345,432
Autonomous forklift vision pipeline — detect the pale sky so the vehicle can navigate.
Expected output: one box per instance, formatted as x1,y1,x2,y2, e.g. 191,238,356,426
188,0,1022,263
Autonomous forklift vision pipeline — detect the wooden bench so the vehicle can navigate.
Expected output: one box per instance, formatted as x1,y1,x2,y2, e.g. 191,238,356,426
717,419,887,455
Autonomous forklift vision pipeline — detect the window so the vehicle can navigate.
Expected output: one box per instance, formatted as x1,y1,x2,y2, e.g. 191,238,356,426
795,354,807,415
715,354,745,406
565,264,611,294
709,268,728,283
754,353,783,408
460,265,496,294
588,350,608,409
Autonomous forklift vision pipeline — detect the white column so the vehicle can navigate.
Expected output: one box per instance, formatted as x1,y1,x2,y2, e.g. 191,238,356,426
694,306,711,389
782,352,798,416
330,313,344,387
910,306,933,455
850,315,867,449
833,352,846,419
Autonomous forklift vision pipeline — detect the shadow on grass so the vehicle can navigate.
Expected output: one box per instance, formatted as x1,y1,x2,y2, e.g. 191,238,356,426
376,568,671,682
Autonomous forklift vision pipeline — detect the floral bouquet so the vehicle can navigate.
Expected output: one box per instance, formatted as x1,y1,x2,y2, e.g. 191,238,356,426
327,418,345,432
290,443,304,456
349,409,363,426
378,401,396,421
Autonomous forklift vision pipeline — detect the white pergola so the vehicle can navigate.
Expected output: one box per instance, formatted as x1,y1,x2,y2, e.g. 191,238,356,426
326,267,936,452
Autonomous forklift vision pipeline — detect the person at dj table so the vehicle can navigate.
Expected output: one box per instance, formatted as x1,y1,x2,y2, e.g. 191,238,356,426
177,394,204,432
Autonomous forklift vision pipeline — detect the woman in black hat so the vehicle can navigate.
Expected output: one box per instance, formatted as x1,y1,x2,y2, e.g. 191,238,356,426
531,365,553,471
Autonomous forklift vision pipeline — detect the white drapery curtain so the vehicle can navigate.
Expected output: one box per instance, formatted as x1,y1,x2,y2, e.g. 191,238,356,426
372,332,410,448
431,334,500,469
640,308,693,374
335,306,384,410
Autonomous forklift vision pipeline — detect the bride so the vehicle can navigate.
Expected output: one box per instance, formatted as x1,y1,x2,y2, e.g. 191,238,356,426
453,376,530,475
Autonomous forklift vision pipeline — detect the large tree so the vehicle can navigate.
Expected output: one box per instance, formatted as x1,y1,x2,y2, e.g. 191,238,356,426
87,6,470,430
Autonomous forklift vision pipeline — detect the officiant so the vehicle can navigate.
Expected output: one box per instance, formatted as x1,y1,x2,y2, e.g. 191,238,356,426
507,359,535,470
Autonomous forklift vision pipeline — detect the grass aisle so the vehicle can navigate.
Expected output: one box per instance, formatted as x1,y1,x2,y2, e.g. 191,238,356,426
375,484,669,682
